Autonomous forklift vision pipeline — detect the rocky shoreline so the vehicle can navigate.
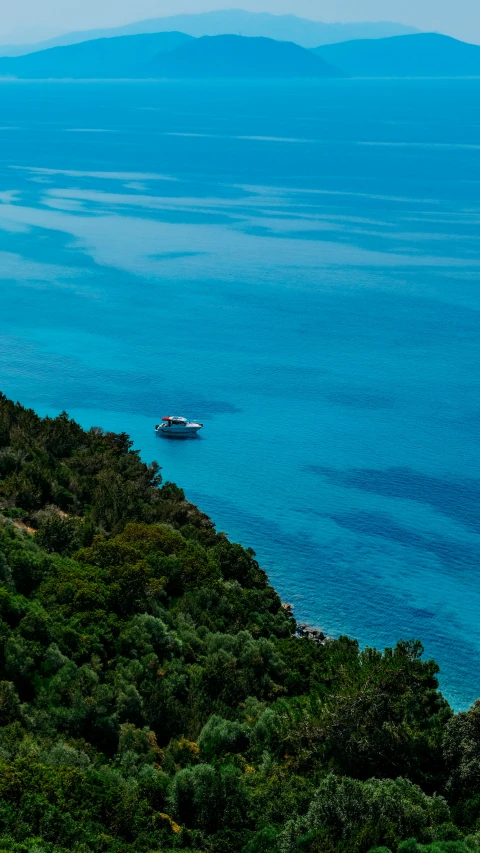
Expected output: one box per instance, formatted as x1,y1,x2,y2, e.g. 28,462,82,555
282,602,328,645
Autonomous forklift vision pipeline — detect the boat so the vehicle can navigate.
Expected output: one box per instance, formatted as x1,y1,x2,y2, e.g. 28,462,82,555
155,416,203,438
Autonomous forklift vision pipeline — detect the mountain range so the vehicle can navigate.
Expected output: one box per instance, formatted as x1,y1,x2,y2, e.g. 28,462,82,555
0,32,193,79
0,10,419,56
151,34,339,79
0,33,340,79
0,30,479,80
314,32,480,77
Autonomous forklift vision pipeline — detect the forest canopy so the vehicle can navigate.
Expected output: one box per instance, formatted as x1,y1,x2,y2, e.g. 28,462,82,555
0,392,479,853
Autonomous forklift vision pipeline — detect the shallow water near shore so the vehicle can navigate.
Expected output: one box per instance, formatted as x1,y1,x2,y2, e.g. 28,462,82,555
1,77,479,709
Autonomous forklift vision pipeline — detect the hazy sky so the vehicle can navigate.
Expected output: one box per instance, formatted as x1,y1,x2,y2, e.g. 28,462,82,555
2,0,480,44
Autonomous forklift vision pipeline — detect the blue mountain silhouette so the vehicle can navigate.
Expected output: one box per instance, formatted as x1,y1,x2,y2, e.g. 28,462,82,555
0,32,193,78
0,11,419,56
314,33,480,77
0,32,341,79
151,34,341,79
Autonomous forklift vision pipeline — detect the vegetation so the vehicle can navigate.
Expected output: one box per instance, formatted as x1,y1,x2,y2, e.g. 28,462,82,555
0,392,479,853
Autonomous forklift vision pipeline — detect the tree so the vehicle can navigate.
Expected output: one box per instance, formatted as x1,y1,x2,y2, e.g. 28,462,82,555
0,680,21,724
444,700,480,800
282,775,449,853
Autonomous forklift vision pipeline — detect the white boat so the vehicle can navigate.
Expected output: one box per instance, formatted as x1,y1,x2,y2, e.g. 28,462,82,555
155,416,203,437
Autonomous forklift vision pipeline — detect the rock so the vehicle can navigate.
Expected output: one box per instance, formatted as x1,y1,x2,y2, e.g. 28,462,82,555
297,622,327,645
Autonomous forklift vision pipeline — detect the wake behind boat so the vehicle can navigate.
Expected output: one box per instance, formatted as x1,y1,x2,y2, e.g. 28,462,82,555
155,416,203,437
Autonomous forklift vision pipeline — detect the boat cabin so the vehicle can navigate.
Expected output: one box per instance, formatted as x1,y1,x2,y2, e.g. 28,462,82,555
162,416,187,427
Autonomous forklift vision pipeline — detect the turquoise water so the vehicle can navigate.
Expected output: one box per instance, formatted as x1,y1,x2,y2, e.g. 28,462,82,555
1,78,479,709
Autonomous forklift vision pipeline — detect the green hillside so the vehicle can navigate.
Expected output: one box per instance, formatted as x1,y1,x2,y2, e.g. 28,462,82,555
0,392,479,853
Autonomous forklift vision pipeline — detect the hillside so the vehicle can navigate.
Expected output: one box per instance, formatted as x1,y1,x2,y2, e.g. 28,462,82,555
0,31,193,79
0,391,480,853
314,32,480,77
0,11,419,56
0,32,340,80
151,34,342,79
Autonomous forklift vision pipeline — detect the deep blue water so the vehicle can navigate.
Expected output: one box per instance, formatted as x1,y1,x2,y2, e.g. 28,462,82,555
0,78,479,709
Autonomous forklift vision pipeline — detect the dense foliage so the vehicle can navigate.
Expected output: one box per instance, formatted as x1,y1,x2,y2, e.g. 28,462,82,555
0,393,479,853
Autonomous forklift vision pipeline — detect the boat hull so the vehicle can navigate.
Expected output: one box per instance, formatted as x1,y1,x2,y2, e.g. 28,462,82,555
156,425,201,438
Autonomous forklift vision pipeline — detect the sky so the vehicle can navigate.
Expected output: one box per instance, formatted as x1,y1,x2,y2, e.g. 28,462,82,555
1,0,480,45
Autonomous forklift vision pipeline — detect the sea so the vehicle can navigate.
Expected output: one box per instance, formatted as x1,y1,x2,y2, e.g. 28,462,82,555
0,78,479,710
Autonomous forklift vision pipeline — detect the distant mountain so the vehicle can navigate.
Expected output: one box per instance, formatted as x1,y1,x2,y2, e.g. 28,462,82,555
0,10,419,56
3,28,476,82
151,34,341,79
0,32,193,78
314,32,480,77
0,32,341,80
